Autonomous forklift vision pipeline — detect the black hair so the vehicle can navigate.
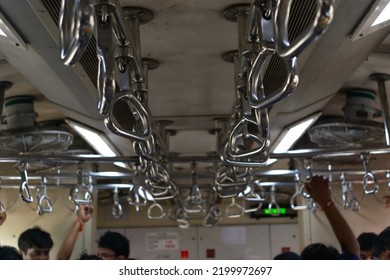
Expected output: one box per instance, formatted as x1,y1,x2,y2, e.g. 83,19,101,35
373,226,390,258
17,226,54,253
0,245,22,260
98,231,130,258
273,251,299,260
79,252,103,260
300,243,341,260
357,232,379,251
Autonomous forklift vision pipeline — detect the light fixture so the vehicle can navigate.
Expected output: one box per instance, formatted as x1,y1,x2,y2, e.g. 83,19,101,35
0,11,27,50
351,0,390,41
65,119,127,169
271,112,322,154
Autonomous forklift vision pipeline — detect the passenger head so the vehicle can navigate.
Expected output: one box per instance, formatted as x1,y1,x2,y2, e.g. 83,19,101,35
79,252,103,260
273,251,299,260
0,245,22,260
300,243,341,260
357,232,379,260
97,231,130,260
18,226,54,260
373,226,390,260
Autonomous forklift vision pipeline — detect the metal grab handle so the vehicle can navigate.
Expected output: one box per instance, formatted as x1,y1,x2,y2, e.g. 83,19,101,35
169,207,190,229
246,2,299,110
348,183,360,212
273,0,334,59
268,185,280,216
225,197,244,218
242,191,263,213
104,92,152,142
112,201,123,219
183,183,204,213
340,172,349,209
147,202,166,219
203,205,223,227
127,185,152,207
363,172,379,195
225,117,269,158
112,187,123,219
37,194,53,215
214,164,251,189
214,164,252,197
134,136,158,161
290,183,310,210
247,50,299,109
59,0,94,66
341,174,360,211
145,162,171,189
36,177,53,215
290,191,311,211
222,140,269,167
151,181,178,200
18,162,33,203
290,173,312,210
361,153,379,195
183,198,204,213
215,184,251,199
100,0,144,79
69,183,93,204
95,7,116,116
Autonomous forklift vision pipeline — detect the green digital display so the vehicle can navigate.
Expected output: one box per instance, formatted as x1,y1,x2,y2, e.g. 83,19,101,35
263,208,287,215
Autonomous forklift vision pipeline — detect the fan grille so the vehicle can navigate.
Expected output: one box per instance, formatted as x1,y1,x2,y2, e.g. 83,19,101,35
308,122,385,148
0,129,74,153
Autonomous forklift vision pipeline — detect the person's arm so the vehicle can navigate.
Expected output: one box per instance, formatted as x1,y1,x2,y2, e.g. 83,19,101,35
305,175,360,256
0,211,6,226
0,201,6,226
57,204,93,260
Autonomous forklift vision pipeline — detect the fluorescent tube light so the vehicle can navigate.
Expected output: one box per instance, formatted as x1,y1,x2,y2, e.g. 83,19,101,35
351,0,390,40
0,28,7,37
65,119,127,169
373,1,390,26
271,112,322,154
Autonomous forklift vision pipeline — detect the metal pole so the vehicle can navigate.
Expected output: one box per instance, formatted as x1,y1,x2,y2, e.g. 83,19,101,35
0,81,12,126
370,73,390,146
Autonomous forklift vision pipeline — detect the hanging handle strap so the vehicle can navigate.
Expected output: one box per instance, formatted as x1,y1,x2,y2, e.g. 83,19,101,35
37,177,53,215
112,187,123,219
268,185,280,216
147,202,166,219
19,162,33,203
361,153,379,195
59,0,94,66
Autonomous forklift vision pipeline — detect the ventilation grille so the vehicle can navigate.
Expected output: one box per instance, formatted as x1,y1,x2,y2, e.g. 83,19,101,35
41,0,98,87
264,0,317,96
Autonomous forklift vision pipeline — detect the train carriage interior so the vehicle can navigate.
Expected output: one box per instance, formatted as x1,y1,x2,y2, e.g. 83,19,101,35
0,0,390,259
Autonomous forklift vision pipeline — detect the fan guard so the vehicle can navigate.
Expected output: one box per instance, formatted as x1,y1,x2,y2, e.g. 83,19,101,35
308,121,385,148
0,128,74,153
0,96,73,153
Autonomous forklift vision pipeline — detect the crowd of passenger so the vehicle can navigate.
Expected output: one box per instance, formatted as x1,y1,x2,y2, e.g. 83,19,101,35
0,176,389,260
